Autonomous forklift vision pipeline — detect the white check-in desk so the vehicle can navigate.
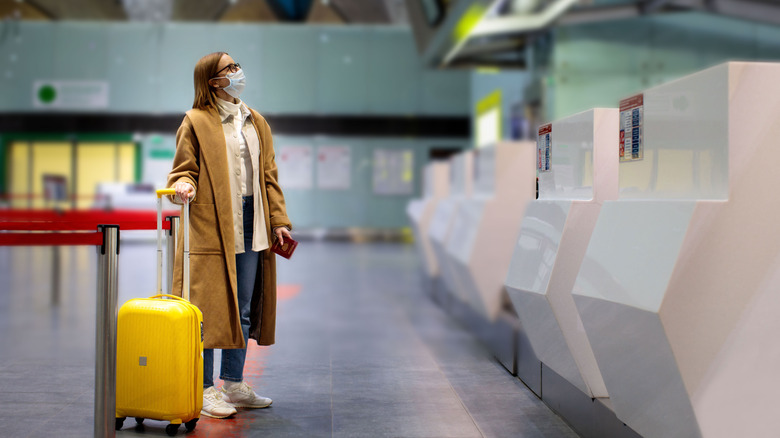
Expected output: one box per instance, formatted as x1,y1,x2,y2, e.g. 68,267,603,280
407,161,451,281
505,109,617,400
444,141,536,321
572,62,780,438
428,150,474,303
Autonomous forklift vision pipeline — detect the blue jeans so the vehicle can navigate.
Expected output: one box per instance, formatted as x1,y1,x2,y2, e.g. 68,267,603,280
203,196,261,388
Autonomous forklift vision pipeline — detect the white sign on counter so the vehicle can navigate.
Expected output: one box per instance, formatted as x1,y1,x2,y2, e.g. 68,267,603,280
620,94,644,162
538,124,552,172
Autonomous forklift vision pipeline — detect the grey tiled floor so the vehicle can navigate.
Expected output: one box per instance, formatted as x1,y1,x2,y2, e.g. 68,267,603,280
0,241,578,438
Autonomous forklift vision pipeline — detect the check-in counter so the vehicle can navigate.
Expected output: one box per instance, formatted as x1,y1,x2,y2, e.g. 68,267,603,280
407,161,450,280
505,109,617,400
444,141,536,320
572,62,780,438
429,150,474,303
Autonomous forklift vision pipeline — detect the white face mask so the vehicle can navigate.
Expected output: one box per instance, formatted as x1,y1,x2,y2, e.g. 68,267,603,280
215,68,246,99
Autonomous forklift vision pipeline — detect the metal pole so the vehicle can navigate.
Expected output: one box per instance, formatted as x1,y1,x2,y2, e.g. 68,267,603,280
182,200,189,301
95,225,119,438
51,246,60,306
166,216,179,294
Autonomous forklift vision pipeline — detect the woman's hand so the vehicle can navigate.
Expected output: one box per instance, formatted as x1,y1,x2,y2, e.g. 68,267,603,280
173,181,195,203
274,227,292,245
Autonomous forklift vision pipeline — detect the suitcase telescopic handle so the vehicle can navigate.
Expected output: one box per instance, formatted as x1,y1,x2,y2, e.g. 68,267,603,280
148,294,191,303
156,189,190,300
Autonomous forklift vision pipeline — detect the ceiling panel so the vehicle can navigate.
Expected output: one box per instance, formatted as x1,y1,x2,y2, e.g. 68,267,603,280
220,0,279,22
171,0,228,21
25,0,126,20
3,0,405,23
331,0,390,23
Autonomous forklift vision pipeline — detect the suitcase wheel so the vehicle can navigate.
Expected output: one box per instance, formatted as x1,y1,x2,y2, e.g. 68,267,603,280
165,423,180,436
185,418,198,432
115,417,125,431
135,417,144,425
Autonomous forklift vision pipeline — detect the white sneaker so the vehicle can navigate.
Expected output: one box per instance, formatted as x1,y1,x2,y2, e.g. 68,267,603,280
201,386,237,419
220,381,273,408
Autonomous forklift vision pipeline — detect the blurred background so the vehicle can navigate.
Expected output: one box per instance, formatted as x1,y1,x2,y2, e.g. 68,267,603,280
1,0,778,229
2,1,780,436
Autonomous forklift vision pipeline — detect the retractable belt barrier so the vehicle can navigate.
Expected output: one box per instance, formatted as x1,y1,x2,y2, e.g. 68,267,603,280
0,209,179,245
0,205,182,438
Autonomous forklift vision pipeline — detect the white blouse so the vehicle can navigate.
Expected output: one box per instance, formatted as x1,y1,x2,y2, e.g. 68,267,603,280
215,97,269,254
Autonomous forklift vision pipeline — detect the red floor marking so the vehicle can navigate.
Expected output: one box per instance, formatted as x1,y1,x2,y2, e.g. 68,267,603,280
276,284,301,301
184,285,299,436
187,414,260,437
243,344,270,380
190,347,272,436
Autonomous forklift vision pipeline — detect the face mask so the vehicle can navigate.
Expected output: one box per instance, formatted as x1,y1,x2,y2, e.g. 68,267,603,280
215,68,246,99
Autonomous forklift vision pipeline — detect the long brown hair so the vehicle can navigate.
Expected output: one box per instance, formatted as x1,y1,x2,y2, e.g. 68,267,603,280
192,51,227,110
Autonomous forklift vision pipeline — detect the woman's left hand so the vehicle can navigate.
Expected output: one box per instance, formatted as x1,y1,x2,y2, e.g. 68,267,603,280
274,227,292,245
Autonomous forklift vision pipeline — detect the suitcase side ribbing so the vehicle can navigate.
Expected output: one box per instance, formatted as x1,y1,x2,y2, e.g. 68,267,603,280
116,299,202,423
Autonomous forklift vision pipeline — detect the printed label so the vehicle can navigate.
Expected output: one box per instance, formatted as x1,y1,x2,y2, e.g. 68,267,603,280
619,94,644,162
537,124,552,172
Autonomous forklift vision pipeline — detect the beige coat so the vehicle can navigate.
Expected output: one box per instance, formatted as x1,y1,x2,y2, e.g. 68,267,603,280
167,106,291,349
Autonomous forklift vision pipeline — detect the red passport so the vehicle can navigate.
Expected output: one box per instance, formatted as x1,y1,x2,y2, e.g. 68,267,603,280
270,236,298,259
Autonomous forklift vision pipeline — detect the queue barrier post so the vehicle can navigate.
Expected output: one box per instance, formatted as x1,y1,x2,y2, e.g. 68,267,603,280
95,225,119,438
0,210,179,437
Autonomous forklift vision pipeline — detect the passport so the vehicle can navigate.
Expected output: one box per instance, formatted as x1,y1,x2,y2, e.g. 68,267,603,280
270,236,298,259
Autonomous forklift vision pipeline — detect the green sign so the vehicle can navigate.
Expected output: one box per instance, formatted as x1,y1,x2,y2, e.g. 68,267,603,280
37,84,57,103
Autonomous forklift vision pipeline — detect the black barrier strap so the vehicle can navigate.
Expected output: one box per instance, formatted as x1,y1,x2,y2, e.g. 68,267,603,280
98,225,121,255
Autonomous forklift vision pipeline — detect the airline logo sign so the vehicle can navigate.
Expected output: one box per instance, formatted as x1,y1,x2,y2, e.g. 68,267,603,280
620,94,643,162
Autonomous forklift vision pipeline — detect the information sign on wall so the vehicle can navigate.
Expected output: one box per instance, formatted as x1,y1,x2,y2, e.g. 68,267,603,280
620,94,644,162
537,123,552,173
317,146,351,190
373,149,414,195
33,80,109,109
278,145,313,189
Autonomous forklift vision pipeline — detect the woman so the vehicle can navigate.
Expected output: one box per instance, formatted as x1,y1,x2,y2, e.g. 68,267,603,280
167,52,292,419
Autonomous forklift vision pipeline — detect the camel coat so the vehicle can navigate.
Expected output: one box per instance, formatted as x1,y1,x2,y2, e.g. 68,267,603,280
167,105,291,349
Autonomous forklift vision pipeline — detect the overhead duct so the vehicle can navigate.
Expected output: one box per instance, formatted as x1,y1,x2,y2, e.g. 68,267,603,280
219,0,279,22
408,0,780,68
508,0,539,14
442,0,578,65
405,0,497,66
471,0,578,38
382,0,410,24
266,0,314,21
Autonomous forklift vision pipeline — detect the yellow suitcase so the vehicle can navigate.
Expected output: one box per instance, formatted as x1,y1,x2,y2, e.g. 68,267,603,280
116,189,203,436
